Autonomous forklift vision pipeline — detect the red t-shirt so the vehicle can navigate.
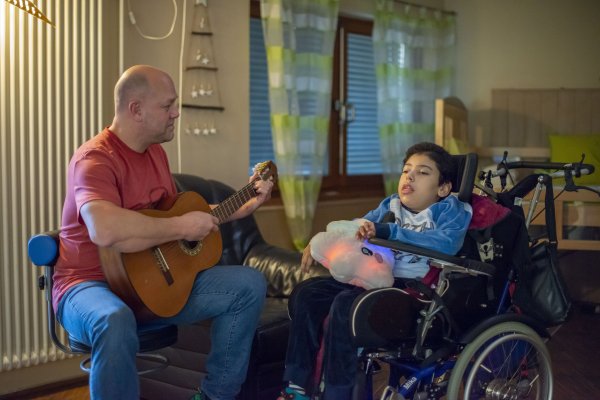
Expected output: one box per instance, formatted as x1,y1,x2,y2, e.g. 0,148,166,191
52,128,177,310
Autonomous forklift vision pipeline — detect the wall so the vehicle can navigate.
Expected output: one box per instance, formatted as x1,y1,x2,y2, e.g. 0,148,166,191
122,0,251,188
446,0,600,144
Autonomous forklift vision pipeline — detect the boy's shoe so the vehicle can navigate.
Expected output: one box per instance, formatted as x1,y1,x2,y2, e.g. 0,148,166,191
190,390,211,400
277,387,309,400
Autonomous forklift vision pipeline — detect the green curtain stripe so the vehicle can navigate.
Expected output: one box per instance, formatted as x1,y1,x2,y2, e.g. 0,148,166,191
271,114,330,131
279,176,322,193
374,11,455,30
299,115,329,131
379,123,434,137
266,47,333,71
266,46,294,64
271,114,299,130
296,53,334,70
384,175,399,196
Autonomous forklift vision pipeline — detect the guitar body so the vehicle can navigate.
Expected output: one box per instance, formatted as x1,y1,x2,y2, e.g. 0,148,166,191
100,191,223,321
100,160,277,321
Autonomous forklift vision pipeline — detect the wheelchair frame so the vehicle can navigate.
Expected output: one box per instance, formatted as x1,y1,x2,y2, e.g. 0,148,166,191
351,157,597,400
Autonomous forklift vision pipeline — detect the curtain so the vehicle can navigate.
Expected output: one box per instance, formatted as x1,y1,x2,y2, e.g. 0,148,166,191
373,0,456,195
260,0,339,250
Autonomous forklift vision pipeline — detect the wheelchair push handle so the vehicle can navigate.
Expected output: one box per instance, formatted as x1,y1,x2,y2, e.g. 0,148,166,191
490,161,595,179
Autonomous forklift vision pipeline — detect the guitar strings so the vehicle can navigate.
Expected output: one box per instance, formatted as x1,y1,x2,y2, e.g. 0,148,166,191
211,182,256,223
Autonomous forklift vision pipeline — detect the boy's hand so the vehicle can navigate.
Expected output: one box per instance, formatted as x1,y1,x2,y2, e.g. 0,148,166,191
356,221,375,240
301,243,315,273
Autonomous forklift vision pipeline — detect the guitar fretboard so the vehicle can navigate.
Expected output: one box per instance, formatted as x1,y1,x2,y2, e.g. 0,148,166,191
210,180,258,223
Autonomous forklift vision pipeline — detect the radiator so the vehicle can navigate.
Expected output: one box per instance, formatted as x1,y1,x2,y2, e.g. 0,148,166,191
0,0,105,372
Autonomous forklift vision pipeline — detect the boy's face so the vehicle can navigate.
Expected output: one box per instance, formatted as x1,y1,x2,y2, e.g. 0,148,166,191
398,153,451,212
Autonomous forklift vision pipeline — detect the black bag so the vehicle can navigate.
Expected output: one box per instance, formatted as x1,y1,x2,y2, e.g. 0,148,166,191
511,177,572,326
513,241,572,326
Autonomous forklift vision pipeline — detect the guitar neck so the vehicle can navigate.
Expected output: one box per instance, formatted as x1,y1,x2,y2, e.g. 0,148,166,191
210,180,257,223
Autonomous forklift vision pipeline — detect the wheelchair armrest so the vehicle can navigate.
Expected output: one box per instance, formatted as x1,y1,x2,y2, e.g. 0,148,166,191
368,238,495,277
28,230,60,267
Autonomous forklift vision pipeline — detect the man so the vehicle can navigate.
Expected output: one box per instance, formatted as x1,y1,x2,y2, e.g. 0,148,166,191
53,65,273,400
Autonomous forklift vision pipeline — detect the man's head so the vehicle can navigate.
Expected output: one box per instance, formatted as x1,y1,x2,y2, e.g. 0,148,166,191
113,65,179,147
398,142,454,212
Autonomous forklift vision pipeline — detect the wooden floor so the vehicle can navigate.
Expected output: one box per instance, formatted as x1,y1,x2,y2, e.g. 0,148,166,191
546,303,600,399
20,303,600,400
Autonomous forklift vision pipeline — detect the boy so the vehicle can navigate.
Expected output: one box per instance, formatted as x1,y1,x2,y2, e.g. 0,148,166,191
278,142,473,400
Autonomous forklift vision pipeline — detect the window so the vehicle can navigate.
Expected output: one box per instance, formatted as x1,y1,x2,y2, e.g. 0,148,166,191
249,17,273,173
250,12,384,197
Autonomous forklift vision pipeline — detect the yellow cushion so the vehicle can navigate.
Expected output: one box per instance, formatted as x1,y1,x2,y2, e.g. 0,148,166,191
548,134,600,185
446,137,473,155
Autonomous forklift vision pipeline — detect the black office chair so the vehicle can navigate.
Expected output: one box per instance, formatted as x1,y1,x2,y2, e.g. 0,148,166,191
28,230,178,374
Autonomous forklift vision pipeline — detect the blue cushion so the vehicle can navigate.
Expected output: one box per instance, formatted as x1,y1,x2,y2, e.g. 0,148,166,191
28,234,59,266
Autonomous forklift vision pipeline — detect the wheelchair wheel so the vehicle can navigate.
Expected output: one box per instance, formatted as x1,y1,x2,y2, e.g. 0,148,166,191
446,321,552,400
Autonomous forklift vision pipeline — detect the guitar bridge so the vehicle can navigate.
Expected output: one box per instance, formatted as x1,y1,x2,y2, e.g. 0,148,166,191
152,246,174,285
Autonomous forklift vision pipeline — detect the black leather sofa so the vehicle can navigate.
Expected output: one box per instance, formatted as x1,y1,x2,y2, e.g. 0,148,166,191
139,173,328,400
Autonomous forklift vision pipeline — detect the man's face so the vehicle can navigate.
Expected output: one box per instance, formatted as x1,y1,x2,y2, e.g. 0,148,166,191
398,153,450,212
140,77,180,143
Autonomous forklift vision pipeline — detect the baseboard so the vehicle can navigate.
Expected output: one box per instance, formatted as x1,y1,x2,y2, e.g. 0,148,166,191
0,376,88,400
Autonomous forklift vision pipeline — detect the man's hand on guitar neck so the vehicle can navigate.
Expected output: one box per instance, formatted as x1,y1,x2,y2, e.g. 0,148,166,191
251,167,274,206
217,170,274,223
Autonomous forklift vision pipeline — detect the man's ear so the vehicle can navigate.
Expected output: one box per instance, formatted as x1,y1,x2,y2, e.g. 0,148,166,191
128,100,143,121
438,181,452,198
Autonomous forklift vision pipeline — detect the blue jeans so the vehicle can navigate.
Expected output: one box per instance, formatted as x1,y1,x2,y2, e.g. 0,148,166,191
57,265,266,400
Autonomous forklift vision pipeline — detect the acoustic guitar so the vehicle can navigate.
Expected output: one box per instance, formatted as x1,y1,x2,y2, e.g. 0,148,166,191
100,161,277,321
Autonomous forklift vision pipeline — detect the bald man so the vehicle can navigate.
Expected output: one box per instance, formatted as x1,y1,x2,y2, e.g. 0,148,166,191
53,65,272,400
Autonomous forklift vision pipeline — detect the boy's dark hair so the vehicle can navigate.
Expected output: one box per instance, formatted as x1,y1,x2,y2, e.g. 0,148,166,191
403,142,455,186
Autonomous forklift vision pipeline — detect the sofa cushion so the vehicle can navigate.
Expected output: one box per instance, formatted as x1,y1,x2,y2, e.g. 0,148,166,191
245,242,328,297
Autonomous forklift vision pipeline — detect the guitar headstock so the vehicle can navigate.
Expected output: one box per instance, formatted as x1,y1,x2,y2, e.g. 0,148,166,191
253,160,278,183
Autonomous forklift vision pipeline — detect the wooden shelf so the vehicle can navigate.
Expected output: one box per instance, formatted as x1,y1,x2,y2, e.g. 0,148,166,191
182,104,224,111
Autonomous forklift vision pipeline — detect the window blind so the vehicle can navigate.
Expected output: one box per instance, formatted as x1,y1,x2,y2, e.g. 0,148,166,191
249,18,273,174
346,32,381,175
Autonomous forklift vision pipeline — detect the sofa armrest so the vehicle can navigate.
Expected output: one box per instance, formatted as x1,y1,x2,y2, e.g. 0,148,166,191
244,243,328,298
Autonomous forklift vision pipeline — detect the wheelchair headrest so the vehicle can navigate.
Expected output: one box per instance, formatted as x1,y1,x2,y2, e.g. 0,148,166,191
451,153,478,203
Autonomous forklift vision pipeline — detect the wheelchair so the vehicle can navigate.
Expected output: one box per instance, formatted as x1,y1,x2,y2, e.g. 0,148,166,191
338,153,597,400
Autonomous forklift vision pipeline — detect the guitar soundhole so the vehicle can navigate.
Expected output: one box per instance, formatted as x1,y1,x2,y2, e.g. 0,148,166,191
179,240,203,256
